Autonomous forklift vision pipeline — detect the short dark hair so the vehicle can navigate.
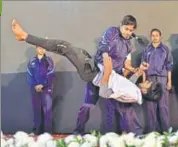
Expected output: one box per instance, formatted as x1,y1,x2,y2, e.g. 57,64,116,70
121,15,137,29
142,82,163,101
150,28,162,36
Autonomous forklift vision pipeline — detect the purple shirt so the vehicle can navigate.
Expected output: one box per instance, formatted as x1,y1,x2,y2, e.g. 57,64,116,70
27,55,55,90
142,43,173,77
95,26,132,74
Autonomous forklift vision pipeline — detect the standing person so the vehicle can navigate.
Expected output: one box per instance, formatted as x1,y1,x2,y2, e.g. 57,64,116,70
142,28,173,133
27,46,55,134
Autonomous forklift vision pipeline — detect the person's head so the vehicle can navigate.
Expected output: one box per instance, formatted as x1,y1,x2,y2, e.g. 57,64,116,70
150,28,162,44
120,15,137,39
36,46,46,56
139,80,152,94
139,81,163,101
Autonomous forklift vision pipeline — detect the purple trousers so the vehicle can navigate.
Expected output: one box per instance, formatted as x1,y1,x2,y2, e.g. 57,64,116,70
105,99,143,135
74,82,99,133
144,76,169,133
74,82,142,135
31,89,52,134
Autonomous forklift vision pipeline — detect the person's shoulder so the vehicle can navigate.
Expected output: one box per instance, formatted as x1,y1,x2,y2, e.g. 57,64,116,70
28,57,37,64
45,56,54,63
105,26,119,33
161,43,170,51
144,43,152,51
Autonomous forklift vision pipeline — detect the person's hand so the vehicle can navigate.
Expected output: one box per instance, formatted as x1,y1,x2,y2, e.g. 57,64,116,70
35,85,43,92
135,68,144,77
140,62,149,71
166,81,172,90
12,19,28,41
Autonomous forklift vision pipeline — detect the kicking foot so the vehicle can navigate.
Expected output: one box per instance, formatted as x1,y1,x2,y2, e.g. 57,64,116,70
12,19,28,41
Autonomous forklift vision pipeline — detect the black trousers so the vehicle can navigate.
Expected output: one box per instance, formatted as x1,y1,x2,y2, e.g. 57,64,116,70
26,34,98,82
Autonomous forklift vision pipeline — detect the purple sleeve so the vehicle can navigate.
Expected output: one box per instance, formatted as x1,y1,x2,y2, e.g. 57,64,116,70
95,27,118,64
141,48,148,63
43,57,55,88
27,60,36,86
165,47,173,71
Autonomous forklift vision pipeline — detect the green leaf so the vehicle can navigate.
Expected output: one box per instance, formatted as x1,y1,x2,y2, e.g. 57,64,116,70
56,139,66,147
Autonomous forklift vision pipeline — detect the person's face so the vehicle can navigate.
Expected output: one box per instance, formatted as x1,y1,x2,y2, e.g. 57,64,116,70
120,25,135,39
139,81,152,94
151,31,161,44
36,46,46,55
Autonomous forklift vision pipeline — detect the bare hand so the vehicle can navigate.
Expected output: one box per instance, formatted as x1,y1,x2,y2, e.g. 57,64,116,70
166,82,172,90
140,62,150,71
35,85,43,92
12,19,28,41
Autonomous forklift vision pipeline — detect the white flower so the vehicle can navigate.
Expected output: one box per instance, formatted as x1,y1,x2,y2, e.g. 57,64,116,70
99,132,119,147
156,136,165,147
83,134,98,146
28,141,39,147
1,138,7,147
37,133,53,147
14,131,29,139
46,140,57,147
81,141,96,147
175,131,178,137
142,132,159,147
65,135,83,145
68,142,80,147
100,133,125,147
1,131,4,138
168,135,178,144
6,138,14,146
13,131,30,147
122,133,144,147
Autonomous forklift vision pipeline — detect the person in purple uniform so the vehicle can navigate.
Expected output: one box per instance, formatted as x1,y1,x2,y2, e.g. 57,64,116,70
93,15,143,135
27,46,55,134
11,15,143,135
142,28,173,133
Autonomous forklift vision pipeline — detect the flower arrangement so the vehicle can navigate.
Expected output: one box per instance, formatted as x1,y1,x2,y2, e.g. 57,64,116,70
1,128,178,147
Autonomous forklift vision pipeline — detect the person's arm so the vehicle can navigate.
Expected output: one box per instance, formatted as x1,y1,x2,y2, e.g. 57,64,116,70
99,56,113,98
27,60,37,87
166,47,173,90
129,74,140,84
124,53,138,73
95,27,118,64
41,57,55,90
